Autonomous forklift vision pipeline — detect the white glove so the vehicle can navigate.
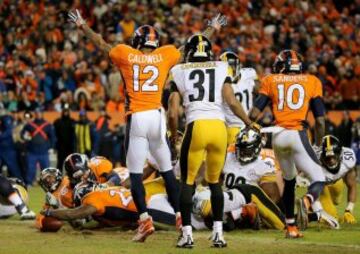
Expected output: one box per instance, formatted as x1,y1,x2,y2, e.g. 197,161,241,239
45,192,59,208
207,14,227,30
68,9,86,27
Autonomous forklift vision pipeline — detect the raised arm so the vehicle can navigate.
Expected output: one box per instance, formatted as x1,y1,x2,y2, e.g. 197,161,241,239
68,9,112,55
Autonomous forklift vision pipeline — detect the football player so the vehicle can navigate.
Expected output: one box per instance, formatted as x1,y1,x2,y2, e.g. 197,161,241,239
249,50,326,238
223,128,282,204
0,177,34,219
220,51,260,145
68,9,226,242
168,34,260,248
300,135,357,228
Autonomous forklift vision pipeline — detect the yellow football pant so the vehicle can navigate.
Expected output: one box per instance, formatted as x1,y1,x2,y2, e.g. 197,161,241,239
319,179,344,219
226,127,240,146
180,119,227,185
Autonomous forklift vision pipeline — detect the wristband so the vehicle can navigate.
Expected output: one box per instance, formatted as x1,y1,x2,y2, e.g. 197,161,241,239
345,202,355,213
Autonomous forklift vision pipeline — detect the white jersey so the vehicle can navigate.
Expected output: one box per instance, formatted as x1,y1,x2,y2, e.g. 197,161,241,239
223,68,257,128
223,152,275,188
322,147,356,184
171,61,229,124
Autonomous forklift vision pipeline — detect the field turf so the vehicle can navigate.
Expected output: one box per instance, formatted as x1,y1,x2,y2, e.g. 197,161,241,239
1,186,360,254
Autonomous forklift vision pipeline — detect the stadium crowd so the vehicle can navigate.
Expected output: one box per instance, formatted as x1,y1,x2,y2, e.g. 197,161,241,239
0,0,359,113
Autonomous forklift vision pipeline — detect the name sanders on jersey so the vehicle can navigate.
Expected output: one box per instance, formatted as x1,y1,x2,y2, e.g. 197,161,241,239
128,53,163,64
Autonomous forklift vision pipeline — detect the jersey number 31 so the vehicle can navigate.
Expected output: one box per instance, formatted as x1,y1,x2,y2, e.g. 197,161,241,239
189,69,215,102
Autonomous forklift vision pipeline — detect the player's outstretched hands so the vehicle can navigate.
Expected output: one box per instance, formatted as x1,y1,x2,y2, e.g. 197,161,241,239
249,122,262,132
207,13,227,30
68,9,86,27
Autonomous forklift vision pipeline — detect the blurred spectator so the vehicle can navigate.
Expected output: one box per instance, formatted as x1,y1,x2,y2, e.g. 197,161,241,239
74,110,96,158
21,108,56,186
339,70,359,109
0,108,23,180
53,103,75,170
351,118,360,180
95,111,112,159
112,124,126,166
337,111,354,147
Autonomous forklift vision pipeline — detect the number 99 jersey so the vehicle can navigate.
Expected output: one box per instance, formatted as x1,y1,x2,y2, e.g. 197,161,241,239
223,67,258,128
170,61,230,124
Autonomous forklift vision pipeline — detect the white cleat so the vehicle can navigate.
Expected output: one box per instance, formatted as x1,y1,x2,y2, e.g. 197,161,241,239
319,210,340,229
177,233,194,248
20,210,36,220
211,232,227,248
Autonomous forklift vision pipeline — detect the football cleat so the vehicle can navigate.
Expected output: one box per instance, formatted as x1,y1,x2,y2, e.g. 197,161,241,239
20,209,36,220
296,197,309,230
132,216,155,242
319,210,340,229
285,225,303,238
211,232,227,248
241,203,261,230
177,233,194,248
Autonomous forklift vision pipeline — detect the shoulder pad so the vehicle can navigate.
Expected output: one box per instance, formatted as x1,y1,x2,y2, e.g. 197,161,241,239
341,147,356,169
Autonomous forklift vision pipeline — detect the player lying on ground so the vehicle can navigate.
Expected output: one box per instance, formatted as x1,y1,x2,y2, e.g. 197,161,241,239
0,177,34,219
298,135,357,229
192,184,285,231
68,9,227,243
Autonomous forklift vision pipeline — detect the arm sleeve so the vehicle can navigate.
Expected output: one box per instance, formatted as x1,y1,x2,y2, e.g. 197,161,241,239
254,94,271,111
310,97,325,117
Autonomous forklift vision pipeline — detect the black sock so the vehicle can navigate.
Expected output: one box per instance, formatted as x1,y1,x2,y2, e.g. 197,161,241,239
180,183,194,226
307,181,325,203
308,212,319,222
0,175,15,197
130,173,147,214
209,183,224,222
282,178,296,222
160,170,180,213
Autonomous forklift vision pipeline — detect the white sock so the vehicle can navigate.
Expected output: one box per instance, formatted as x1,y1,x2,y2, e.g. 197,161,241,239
213,221,223,234
8,192,23,207
182,225,192,236
139,212,149,221
176,212,181,218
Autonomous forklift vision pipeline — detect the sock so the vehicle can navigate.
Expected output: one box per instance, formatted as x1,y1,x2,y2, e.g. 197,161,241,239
8,192,23,207
182,225,192,236
180,183,194,226
282,178,296,224
130,173,147,214
160,170,180,212
139,212,150,221
213,221,223,234
308,212,319,222
209,183,224,222
307,181,325,203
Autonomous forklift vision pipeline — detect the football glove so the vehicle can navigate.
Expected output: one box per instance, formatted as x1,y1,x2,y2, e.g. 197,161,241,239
68,9,86,27
45,192,59,209
342,211,356,224
207,14,227,30
249,122,262,132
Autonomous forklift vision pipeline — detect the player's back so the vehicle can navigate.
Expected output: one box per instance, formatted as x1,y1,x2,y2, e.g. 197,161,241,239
109,44,180,114
259,73,322,130
171,61,229,124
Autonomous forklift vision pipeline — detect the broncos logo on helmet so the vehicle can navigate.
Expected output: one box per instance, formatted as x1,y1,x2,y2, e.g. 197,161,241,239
184,34,213,62
273,49,303,74
132,25,160,49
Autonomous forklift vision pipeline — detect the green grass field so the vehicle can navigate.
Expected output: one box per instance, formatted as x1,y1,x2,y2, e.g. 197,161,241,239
1,186,360,254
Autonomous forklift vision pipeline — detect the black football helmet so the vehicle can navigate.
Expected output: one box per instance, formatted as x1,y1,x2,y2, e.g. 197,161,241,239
132,25,159,49
235,128,262,164
320,135,342,174
39,167,63,193
273,49,303,74
220,51,240,77
184,34,213,62
73,181,96,207
63,153,89,187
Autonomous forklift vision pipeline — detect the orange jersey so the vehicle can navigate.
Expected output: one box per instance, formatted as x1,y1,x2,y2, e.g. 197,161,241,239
88,157,113,183
81,187,141,222
109,44,181,114
52,176,74,208
259,74,322,130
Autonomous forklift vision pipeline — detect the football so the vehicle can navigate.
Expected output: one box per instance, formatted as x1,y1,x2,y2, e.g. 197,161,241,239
40,216,63,232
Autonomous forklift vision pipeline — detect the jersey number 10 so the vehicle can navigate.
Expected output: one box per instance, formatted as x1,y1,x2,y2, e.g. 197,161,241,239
188,69,215,102
277,83,305,110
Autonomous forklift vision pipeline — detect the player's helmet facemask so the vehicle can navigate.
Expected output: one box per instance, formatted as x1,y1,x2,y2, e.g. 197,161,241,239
132,25,160,49
184,34,213,63
63,153,89,187
320,135,342,174
220,51,240,79
273,49,303,74
39,167,63,193
235,129,262,164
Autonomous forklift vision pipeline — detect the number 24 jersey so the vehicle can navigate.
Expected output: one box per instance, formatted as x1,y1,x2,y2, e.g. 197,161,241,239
170,61,230,124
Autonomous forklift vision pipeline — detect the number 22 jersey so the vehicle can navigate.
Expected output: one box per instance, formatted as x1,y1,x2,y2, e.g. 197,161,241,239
170,61,230,124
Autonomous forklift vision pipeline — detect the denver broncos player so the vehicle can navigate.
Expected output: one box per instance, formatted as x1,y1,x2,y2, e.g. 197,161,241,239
220,51,260,145
303,135,357,228
223,128,281,204
168,35,260,248
0,177,34,219
68,9,226,242
249,50,326,238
